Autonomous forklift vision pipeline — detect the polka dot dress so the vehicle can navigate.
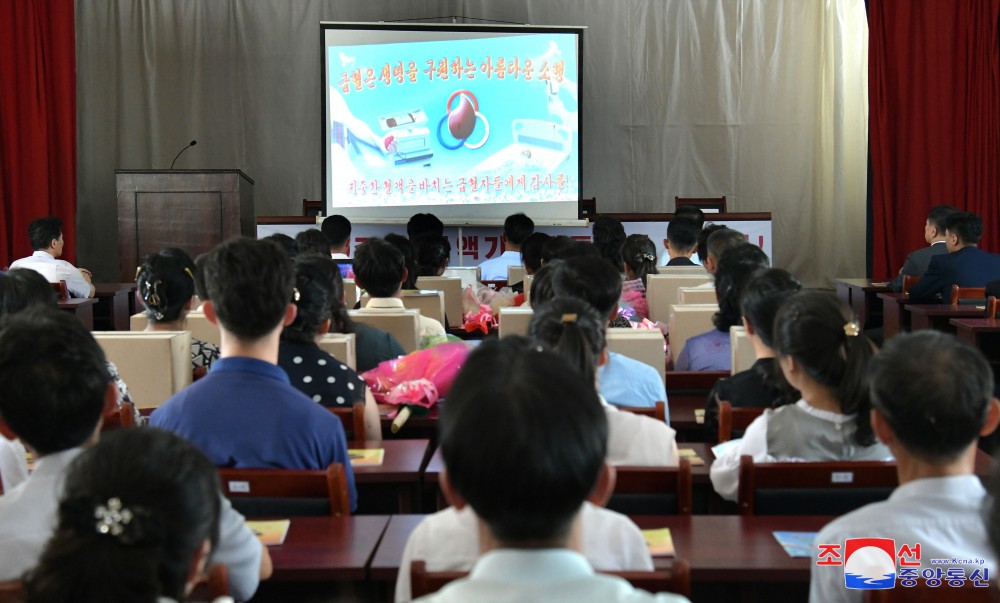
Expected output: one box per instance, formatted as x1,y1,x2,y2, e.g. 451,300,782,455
278,341,367,407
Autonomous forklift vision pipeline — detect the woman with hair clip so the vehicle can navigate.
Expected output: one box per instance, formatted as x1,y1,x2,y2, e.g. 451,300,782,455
413,234,451,278
709,291,893,501
23,429,231,603
278,253,382,443
620,234,659,320
137,248,220,371
529,296,678,466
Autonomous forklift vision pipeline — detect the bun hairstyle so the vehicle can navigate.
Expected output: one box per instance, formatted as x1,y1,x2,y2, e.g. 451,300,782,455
413,234,451,277
621,234,659,286
528,297,606,385
136,248,197,323
773,290,876,446
283,253,337,344
23,429,221,603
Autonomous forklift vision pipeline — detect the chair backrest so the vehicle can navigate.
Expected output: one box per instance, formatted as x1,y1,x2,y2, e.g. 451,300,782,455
349,310,420,353
416,276,464,326
317,333,357,371
618,401,667,423
442,266,481,291
668,304,719,361
988,296,998,319
659,265,708,275
737,455,898,516
902,274,922,295
410,558,692,599
951,285,987,306
219,463,350,517
717,401,765,443
481,279,508,290
524,274,534,304
664,370,728,395
0,581,21,603
130,311,222,347
93,331,192,409
507,264,526,285
51,280,68,300
328,402,366,444
676,286,717,305
606,329,666,385
101,401,138,432
606,458,693,516
343,278,358,309
729,326,756,375
646,275,713,323
498,307,534,338
360,291,446,327
675,195,727,213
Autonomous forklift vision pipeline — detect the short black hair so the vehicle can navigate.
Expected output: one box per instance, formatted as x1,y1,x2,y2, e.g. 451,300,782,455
0,308,109,455
520,232,551,274
385,233,417,289
321,215,352,248
592,217,626,270
714,244,769,331
707,228,747,263
28,217,63,251
284,253,336,344
407,213,444,239
674,205,706,229
295,229,330,256
528,297,606,385
696,224,726,264
504,213,535,246
622,234,659,286
548,256,623,318
870,331,994,462
529,261,559,305
441,336,607,544
262,233,297,258
192,253,211,301
201,237,294,340
541,236,584,264
0,268,57,314
739,268,801,349
137,248,197,323
353,237,405,298
943,212,984,245
927,205,959,231
413,234,451,277
666,218,700,253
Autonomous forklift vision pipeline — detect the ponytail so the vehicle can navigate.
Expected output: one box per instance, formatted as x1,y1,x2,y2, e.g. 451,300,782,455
528,298,606,386
836,324,877,446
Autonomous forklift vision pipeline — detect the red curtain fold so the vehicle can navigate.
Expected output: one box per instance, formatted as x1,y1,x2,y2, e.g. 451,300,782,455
870,0,1000,280
0,0,77,268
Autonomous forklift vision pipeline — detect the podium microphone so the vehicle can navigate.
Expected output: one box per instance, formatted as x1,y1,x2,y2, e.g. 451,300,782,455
169,140,198,170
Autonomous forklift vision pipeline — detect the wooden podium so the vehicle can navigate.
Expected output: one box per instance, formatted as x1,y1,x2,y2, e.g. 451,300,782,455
116,170,254,282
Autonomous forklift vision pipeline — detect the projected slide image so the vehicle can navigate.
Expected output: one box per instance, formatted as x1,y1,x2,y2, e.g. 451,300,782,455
327,32,579,208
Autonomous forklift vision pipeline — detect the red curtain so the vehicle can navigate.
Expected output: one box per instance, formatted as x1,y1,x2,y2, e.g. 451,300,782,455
870,0,1000,280
0,0,77,268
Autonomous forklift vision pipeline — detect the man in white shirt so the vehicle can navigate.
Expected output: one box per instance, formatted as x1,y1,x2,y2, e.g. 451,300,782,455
809,331,999,602
411,337,688,603
477,213,534,281
354,237,446,345
0,308,270,600
8,216,94,298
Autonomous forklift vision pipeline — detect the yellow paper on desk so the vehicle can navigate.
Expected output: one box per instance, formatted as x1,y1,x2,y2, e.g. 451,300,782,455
641,528,675,556
246,520,290,546
694,409,705,424
678,448,704,466
349,448,385,466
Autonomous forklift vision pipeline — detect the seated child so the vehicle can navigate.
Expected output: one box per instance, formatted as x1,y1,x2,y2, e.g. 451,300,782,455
710,291,893,501
620,234,659,320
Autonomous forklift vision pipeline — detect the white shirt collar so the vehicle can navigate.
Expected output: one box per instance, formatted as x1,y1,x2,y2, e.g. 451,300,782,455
31,250,56,260
33,447,84,477
889,474,985,502
364,297,405,309
469,549,593,582
794,399,855,424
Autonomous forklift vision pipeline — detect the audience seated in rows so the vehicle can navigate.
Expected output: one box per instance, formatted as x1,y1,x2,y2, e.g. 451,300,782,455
0,308,270,598
150,236,357,511
8,216,94,298
137,248,221,371
478,213,534,281
23,429,235,603
621,234,659,321
704,268,802,440
909,211,1000,302
810,331,999,602
675,243,768,371
887,205,957,292
409,337,688,603
710,291,894,501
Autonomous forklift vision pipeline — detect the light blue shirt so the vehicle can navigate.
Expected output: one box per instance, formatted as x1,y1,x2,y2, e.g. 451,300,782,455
477,250,522,281
674,328,730,371
598,352,668,421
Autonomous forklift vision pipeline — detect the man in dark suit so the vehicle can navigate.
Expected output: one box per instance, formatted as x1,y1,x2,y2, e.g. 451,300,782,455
909,212,1000,303
887,205,957,292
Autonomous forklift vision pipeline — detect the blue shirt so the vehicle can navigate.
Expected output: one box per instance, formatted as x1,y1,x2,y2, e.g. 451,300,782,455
598,352,668,421
150,356,357,510
675,329,730,371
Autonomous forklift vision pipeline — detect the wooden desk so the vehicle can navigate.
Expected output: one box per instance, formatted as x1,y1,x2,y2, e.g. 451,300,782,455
905,304,984,334
379,406,440,441
57,298,97,330
351,439,431,513
94,282,136,331
369,514,428,582
669,395,704,441
951,318,1000,347
834,279,889,330
268,515,390,581
877,292,910,338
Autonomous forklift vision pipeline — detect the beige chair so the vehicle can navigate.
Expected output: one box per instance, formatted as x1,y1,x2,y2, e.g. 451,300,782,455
658,265,709,275
343,278,359,309
93,331,192,409
130,311,221,347
349,310,420,353
668,304,719,362
498,307,534,338
317,333,357,371
606,329,666,385
676,286,717,305
507,265,526,285
524,274,534,305
646,275,713,323
360,291,446,327
416,276,464,326
442,266,480,291
729,326,756,375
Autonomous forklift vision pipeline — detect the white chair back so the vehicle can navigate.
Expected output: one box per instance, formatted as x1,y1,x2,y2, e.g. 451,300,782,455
677,286,717,305
498,307,534,338
646,274,713,323
606,329,666,385
349,310,421,353
415,276,464,326
668,304,720,363
317,333,357,371
729,326,757,375
360,291,446,327
93,331,192,409
130,311,221,347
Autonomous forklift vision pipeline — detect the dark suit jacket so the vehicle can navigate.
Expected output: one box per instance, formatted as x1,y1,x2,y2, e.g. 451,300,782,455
908,246,1000,303
666,256,697,266
887,241,949,292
